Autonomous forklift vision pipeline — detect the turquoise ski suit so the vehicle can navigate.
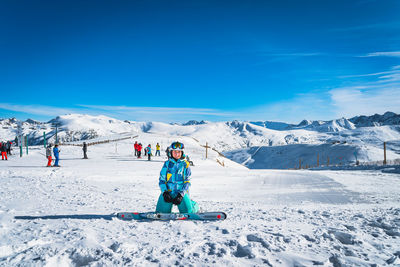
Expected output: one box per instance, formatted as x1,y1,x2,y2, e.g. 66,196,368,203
155,157,199,213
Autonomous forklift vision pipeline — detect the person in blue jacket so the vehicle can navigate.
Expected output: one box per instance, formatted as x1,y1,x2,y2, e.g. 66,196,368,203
147,144,152,161
155,141,199,213
53,144,60,167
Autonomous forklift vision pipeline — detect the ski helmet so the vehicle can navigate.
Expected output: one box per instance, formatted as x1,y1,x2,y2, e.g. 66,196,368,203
169,141,185,159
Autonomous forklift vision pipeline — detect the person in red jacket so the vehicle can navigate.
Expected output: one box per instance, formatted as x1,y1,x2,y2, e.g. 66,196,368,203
134,141,138,156
137,143,142,158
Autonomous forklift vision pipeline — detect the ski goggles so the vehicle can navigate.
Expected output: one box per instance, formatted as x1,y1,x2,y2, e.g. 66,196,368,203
170,142,184,150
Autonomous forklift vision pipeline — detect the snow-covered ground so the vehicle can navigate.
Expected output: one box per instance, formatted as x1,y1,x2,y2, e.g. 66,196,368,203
1,135,400,266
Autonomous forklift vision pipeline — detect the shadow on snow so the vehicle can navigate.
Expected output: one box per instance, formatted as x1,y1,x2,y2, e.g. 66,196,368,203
14,214,115,221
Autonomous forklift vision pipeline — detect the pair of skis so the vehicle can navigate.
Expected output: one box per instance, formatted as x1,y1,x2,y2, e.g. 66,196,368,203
117,211,227,221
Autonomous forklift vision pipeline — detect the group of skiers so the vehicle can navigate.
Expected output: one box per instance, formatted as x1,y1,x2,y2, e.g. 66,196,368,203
45,144,61,167
44,142,88,167
134,141,161,161
0,141,12,160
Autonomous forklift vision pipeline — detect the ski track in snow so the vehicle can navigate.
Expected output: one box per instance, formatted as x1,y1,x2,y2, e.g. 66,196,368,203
0,137,399,266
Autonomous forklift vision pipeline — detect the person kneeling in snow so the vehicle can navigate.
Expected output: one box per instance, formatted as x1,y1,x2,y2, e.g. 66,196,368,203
156,141,199,213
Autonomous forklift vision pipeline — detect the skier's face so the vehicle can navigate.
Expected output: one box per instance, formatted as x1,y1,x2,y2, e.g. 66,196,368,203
172,150,182,159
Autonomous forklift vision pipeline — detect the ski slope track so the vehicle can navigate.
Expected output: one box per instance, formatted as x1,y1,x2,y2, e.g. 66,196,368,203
0,134,400,266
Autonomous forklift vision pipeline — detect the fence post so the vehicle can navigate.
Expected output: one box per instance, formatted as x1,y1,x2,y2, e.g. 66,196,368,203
327,156,329,166
317,153,319,167
205,142,211,159
299,159,301,169
383,142,387,165
19,135,23,157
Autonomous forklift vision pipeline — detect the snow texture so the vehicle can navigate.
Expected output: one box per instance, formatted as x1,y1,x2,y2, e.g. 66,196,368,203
0,131,399,266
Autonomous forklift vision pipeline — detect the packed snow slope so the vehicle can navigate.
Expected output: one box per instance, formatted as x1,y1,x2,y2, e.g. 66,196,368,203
1,112,400,169
0,136,400,266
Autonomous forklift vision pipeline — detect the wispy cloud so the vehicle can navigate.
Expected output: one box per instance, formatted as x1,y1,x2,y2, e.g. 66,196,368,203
78,105,235,117
360,51,400,58
329,65,400,117
233,92,335,123
262,53,323,57
331,21,400,32
329,87,400,118
253,51,325,65
0,103,238,122
338,65,400,78
0,103,79,118
2,64,400,124
233,65,400,123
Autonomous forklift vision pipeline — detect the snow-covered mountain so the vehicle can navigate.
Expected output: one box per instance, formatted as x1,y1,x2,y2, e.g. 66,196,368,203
250,120,293,130
182,120,208,126
1,112,399,168
252,112,400,132
252,118,356,132
349,111,400,127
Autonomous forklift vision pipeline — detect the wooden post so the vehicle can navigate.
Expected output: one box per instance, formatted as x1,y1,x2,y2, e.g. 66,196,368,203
43,132,46,148
383,142,387,165
327,156,329,166
317,153,319,167
299,159,301,169
205,142,211,159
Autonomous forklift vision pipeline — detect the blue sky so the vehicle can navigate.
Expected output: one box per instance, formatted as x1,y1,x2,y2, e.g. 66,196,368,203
1,0,400,123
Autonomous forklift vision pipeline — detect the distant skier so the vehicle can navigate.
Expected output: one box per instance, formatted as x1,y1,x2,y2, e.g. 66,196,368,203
46,144,52,167
1,142,7,160
53,144,60,167
186,155,194,166
155,143,161,156
155,141,199,213
6,141,12,155
82,142,88,159
144,146,148,156
165,146,170,159
134,141,138,156
137,143,142,158
147,144,152,161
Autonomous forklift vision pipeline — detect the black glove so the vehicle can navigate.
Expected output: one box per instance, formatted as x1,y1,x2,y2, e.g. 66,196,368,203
172,193,183,205
163,191,173,203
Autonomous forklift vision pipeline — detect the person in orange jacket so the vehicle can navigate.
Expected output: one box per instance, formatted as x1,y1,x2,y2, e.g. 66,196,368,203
45,144,52,167
1,142,7,160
